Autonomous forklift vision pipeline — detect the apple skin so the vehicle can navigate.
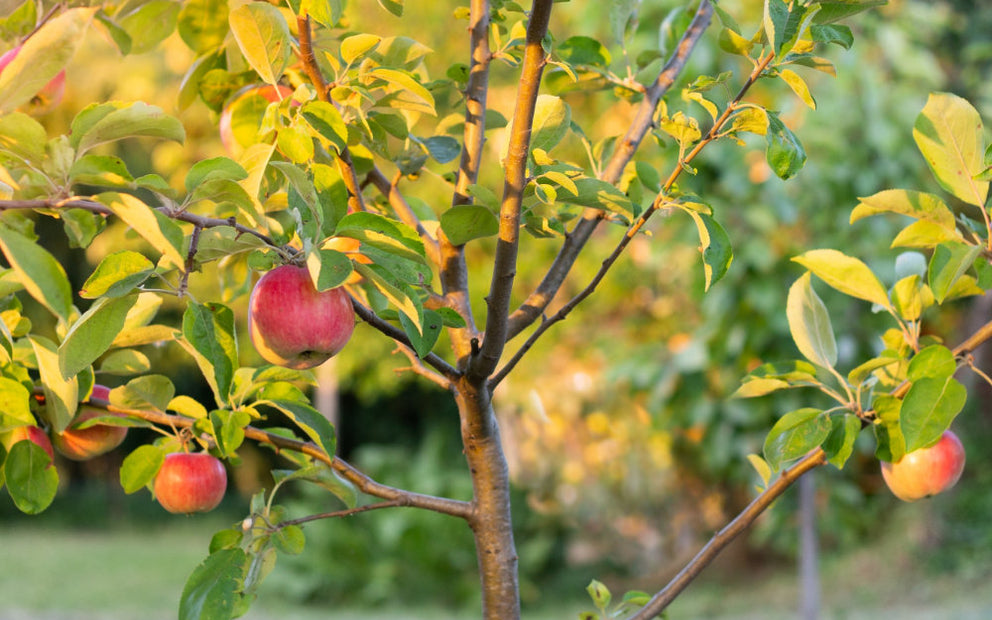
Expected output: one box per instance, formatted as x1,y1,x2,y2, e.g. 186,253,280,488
219,84,294,154
248,264,355,370
8,425,55,464
0,46,66,108
51,385,128,461
154,452,227,514
881,430,966,502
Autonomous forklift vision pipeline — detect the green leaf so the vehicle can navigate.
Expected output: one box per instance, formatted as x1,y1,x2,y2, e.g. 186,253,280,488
763,0,791,55
306,249,353,292
793,249,890,308
677,202,733,290
369,67,434,115
719,27,754,56
5,440,58,514
890,275,925,322
0,224,73,322
69,154,136,188
211,409,251,457
377,0,404,18
116,375,175,412
334,212,425,258
822,414,861,469
810,24,854,49
273,524,306,555
353,262,424,333
913,92,989,207
555,177,638,222
59,294,140,380
179,548,247,620
907,345,956,382
99,349,152,376
779,69,815,110
928,241,981,304
765,111,806,179
229,3,292,85
118,0,180,54
0,0,37,40
29,336,77,433
272,462,357,508
185,157,248,193
301,0,343,28
0,112,48,164
747,453,772,488
901,376,966,453
72,102,186,156
587,579,612,610
873,394,904,463
814,0,886,24
301,101,348,153
851,189,957,230
399,308,442,358
260,399,337,458
0,8,96,113
0,378,34,429
340,34,382,65
440,205,499,246
96,192,186,270
178,0,230,53
181,303,239,406
529,95,571,153
763,408,831,471
423,136,461,164
120,444,165,494
786,273,837,369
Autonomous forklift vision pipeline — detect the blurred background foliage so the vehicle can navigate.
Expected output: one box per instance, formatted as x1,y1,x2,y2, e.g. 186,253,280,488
2,0,991,614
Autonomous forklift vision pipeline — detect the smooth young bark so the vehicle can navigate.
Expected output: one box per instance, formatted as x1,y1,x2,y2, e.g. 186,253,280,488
455,376,520,620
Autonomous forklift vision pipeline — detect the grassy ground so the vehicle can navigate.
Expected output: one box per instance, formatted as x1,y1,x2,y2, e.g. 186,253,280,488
1,502,989,620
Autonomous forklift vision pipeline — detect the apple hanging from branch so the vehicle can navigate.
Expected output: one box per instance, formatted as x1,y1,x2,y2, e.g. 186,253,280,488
154,452,228,514
881,430,966,502
5,425,55,464
51,385,128,461
248,264,355,370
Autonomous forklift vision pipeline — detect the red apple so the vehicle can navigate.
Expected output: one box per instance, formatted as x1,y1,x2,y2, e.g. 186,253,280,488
7,424,55,464
248,264,355,369
154,452,227,514
51,385,128,461
881,430,966,502
0,45,66,109
219,84,294,154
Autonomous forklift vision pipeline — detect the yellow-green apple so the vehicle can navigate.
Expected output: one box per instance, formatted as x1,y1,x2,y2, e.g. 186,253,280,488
6,424,55,464
154,452,227,514
881,430,965,502
248,264,355,369
0,45,66,108
219,84,294,154
51,385,128,461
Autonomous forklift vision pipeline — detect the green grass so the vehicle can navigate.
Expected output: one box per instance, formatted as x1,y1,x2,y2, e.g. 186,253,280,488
1,502,990,620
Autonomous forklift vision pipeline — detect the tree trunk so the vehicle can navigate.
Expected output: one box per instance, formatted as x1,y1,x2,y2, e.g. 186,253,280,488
455,377,520,620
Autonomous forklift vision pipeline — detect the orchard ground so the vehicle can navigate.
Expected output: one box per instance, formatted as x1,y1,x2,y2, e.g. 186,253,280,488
1,502,989,620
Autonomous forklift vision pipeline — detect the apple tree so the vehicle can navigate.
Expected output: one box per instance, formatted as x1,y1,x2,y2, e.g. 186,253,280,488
0,1,990,619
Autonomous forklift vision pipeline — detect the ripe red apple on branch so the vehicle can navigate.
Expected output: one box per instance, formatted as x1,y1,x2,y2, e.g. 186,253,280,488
248,264,355,370
0,45,66,109
154,452,228,514
881,430,966,502
51,385,128,461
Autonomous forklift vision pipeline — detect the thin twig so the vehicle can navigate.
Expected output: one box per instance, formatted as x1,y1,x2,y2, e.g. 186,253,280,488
0,197,282,247
270,499,405,529
629,449,828,619
350,295,461,381
504,0,715,341
490,50,775,389
393,343,454,390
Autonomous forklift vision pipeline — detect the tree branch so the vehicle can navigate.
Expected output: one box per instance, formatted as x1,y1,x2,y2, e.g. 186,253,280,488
297,14,367,214
366,167,441,265
350,295,461,381
468,0,554,380
504,0,715,341
90,398,472,520
629,449,828,619
439,0,492,362
0,197,283,248
269,499,405,530
490,50,775,388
